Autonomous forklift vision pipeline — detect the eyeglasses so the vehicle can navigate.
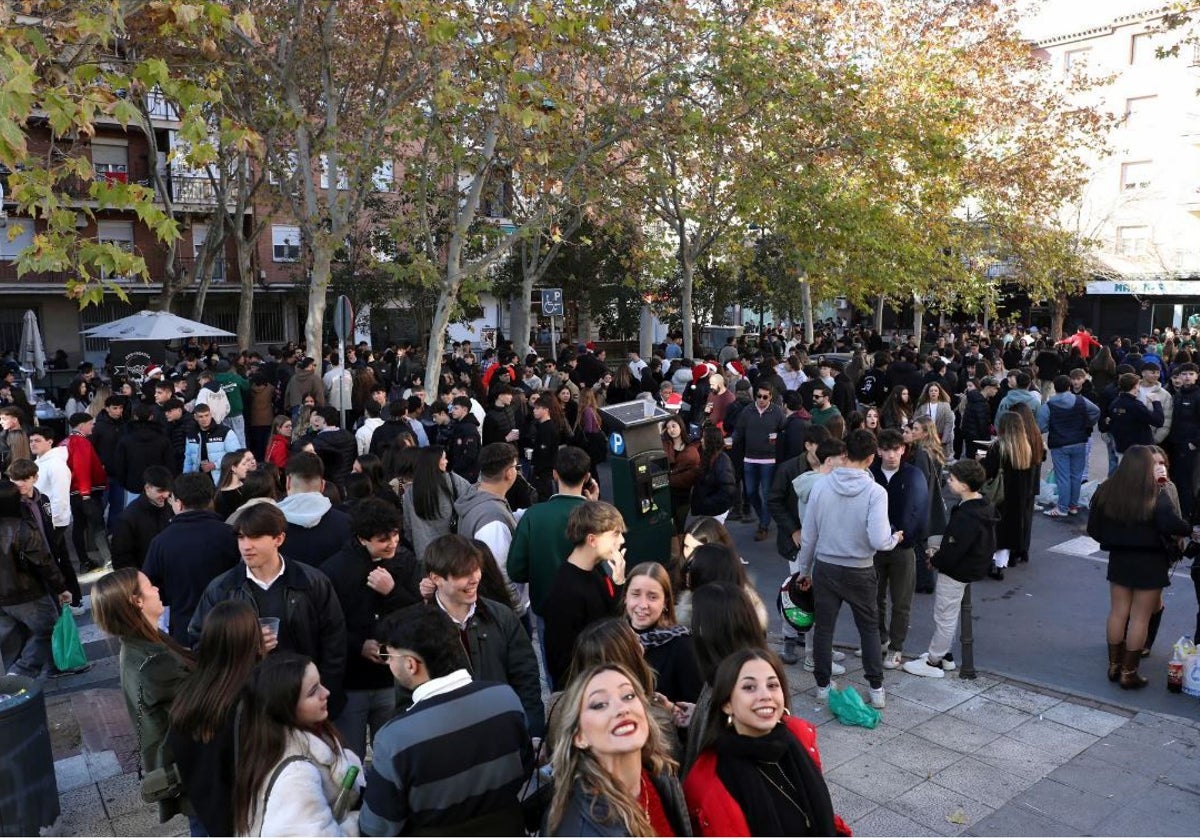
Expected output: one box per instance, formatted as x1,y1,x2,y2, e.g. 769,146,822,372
756,393,772,400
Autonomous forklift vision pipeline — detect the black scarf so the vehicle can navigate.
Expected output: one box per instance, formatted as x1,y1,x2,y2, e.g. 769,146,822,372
714,722,837,837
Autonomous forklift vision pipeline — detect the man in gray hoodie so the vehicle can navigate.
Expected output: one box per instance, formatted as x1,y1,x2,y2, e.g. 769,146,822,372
797,428,902,710
278,451,351,568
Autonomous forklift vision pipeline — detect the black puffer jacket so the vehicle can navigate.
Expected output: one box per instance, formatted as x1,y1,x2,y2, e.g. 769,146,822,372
0,516,63,605
312,428,357,492
930,497,998,583
959,388,993,451
690,451,737,516
112,420,176,490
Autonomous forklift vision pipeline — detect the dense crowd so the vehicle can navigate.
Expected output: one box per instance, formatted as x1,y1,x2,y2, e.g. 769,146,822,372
0,320,1197,836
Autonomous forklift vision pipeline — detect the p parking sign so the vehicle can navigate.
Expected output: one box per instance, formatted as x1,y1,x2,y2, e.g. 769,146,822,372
541,288,564,316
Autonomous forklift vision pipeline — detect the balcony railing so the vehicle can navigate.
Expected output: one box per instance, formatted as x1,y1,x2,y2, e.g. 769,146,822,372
0,262,74,285
172,252,228,283
159,174,242,209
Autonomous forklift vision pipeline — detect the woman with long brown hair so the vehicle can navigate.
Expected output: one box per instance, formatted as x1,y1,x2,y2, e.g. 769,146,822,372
688,424,737,526
168,600,264,837
576,388,608,477
91,568,195,825
662,416,701,536
234,653,364,836
982,411,1041,579
1087,445,1190,689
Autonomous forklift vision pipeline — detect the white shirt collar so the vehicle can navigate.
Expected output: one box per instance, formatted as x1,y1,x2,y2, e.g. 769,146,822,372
434,592,477,629
246,557,286,590
410,669,473,708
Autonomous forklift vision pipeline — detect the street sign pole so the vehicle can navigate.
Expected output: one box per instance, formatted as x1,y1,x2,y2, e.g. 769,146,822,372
541,288,564,363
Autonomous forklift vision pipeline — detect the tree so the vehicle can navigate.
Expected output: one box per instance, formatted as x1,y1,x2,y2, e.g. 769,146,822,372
0,1,252,305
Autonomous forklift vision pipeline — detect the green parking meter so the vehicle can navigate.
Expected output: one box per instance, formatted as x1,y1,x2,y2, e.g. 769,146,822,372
600,400,675,564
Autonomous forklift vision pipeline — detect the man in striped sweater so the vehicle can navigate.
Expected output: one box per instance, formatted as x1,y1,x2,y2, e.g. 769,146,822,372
360,603,534,837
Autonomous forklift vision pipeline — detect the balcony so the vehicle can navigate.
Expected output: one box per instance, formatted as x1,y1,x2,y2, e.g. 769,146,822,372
0,262,74,286
158,174,242,211
172,252,229,284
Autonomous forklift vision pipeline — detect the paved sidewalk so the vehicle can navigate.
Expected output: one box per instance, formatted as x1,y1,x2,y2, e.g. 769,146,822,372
35,637,1200,837
793,652,1200,837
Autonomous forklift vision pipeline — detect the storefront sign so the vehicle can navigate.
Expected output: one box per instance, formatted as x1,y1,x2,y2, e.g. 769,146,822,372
1086,280,1200,296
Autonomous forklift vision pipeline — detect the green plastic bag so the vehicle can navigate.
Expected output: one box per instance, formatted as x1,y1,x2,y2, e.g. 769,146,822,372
827,685,881,729
52,605,88,672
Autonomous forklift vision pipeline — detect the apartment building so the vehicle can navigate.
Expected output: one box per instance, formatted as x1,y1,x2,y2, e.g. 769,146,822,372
1027,3,1200,337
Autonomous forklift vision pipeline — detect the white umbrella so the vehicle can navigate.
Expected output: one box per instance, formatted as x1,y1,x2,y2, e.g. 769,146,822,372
80,310,235,341
19,309,46,401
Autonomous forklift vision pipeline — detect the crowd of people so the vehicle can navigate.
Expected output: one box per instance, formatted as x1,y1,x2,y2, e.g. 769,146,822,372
0,320,1197,836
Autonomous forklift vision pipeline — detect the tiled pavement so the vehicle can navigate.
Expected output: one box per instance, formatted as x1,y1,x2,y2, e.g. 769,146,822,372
35,634,1200,837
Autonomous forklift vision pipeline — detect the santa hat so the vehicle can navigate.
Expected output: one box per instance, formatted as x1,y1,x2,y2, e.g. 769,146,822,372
726,360,746,378
145,365,162,378
692,363,710,383
585,341,597,352
705,362,718,376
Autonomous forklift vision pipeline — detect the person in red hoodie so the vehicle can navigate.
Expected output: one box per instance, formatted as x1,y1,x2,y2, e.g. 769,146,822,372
684,648,851,837
62,411,110,572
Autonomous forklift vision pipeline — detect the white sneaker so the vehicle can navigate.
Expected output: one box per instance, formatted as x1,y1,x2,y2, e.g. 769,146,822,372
803,657,845,676
883,650,903,670
868,686,886,709
902,657,946,679
816,681,836,703
853,648,862,657
69,604,88,617
940,656,957,672
832,650,846,663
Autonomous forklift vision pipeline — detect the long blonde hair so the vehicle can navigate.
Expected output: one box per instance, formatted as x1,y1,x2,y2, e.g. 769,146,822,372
996,412,1033,470
547,663,677,837
910,416,946,468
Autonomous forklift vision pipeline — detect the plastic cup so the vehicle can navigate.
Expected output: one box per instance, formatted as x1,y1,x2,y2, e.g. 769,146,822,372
524,448,534,461
259,617,280,636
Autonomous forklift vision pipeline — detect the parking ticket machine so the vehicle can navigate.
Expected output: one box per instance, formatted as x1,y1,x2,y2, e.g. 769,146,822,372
599,399,675,564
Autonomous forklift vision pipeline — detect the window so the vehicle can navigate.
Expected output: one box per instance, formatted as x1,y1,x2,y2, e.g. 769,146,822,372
192,223,224,280
1116,225,1151,257
92,142,129,184
319,154,349,190
1124,96,1156,130
1121,161,1153,191
97,220,135,279
372,159,394,192
0,217,35,260
1131,32,1155,65
81,300,135,354
272,225,301,262
1063,48,1091,77
268,151,298,187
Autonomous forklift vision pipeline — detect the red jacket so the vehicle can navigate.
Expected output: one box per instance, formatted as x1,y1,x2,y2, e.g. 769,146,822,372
61,434,107,496
264,433,290,470
683,715,852,837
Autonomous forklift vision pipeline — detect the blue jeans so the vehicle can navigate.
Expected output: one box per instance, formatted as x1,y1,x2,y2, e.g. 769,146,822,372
742,461,776,529
1051,442,1087,512
332,687,397,761
1102,433,1119,477
105,479,126,535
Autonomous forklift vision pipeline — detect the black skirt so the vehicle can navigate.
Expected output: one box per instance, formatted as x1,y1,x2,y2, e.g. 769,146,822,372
1107,548,1173,590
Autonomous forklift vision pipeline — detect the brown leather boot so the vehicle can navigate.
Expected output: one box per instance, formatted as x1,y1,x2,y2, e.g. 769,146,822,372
1107,642,1124,683
1119,648,1149,690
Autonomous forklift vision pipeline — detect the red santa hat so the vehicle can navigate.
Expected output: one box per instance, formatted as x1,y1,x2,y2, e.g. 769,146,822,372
145,364,163,378
692,363,710,383
726,360,746,378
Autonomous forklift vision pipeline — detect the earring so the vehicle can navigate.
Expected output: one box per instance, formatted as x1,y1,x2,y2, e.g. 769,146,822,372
783,707,791,718
726,714,733,728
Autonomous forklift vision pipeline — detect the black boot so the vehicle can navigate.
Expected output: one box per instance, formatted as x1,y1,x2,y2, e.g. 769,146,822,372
987,565,1004,581
1141,607,1164,657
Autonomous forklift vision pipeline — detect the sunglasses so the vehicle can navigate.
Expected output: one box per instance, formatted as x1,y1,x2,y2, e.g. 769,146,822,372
756,393,772,400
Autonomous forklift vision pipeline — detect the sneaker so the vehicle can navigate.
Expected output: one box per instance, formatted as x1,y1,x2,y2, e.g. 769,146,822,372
816,681,836,703
853,648,862,657
740,556,750,565
902,657,946,678
69,604,88,617
1068,505,1080,515
883,650,903,670
803,657,845,676
832,650,846,663
868,686,886,709
1043,507,1070,518
940,654,957,672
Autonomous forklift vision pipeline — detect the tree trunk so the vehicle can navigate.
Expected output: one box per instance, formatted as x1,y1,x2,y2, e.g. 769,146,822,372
1050,295,1067,341
800,279,814,343
192,267,213,322
873,295,885,332
912,294,925,342
423,271,463,401
235,236,255,349
680,255,695,358
510,290,531,359
306,243,333,354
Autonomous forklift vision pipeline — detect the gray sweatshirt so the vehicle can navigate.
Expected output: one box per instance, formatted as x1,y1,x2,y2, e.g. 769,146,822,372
796,466,898,576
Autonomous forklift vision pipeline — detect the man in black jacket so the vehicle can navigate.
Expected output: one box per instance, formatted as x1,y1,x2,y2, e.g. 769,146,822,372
959,377,998,461
143,472,239,644
112,402,176,507
856,353,891,407
1167,363,1200,516
91,396,126,533
903,459,995,678
446,396,482,482
188,502,348,715
310,406,357,493
111,466,173,571
369,401,415,458
1108,372,1165,455
482,387,519,447
277,451,352,568
324,499,422,760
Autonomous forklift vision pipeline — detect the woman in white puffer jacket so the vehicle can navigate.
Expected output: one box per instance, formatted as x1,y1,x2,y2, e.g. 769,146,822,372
236,653,365,837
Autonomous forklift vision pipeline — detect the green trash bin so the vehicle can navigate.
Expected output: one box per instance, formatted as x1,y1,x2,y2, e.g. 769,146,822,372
0,676,60,835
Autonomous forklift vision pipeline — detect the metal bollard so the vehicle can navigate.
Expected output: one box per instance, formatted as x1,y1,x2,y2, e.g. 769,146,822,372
958,582,976,679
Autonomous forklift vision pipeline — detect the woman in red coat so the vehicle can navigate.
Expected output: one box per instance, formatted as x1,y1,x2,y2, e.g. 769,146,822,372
263,415,293,470
684,648,851,837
